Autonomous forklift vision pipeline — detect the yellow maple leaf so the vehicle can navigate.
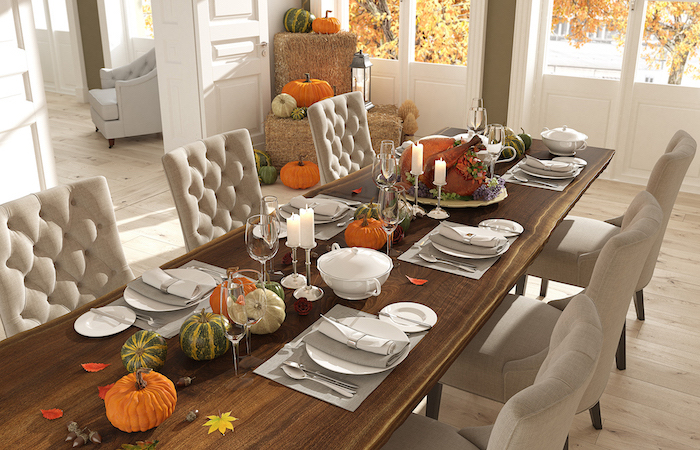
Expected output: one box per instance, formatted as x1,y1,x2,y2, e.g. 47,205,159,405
203,411,238,435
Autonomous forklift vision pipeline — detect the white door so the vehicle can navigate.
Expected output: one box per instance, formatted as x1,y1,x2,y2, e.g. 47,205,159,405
0,0,56,203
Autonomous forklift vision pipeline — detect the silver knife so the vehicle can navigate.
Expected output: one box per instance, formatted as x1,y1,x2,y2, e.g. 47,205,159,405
90,308,132,325
281,361,359,390
378,311,433,329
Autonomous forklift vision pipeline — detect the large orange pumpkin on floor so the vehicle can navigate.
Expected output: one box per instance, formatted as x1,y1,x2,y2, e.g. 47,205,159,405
282,73,333,107
280,158,320,189
105,368,177,432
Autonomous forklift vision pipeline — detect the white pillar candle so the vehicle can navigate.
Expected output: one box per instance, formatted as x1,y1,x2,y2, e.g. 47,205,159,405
299,207,315,248
286,213,301,247
434,158,446,185
411,143,423,175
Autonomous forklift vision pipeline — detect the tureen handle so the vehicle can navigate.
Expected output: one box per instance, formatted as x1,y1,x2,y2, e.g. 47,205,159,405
367,278,382,297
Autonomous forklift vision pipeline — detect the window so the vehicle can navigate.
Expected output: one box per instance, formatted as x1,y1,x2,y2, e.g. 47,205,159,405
130,0,154,39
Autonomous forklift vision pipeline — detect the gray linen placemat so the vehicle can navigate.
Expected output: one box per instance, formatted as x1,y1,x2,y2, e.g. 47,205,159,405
254,304,427,412
502,161,581,191
398,222,519,280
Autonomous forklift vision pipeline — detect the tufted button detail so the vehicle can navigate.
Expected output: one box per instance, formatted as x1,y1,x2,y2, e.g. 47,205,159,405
84,250,89,256
96,223,103,230
71,199,77,206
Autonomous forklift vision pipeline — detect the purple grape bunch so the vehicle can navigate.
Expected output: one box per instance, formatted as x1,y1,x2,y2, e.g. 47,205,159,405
406,180,435,199
472,177,506,201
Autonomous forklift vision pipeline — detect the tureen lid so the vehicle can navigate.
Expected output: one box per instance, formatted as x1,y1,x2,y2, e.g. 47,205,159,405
317,246,392,279
541,126,588,141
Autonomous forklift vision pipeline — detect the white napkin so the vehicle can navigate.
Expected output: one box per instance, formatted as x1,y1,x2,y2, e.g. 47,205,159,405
317,316,406,356
437,223,507,248
289,196,348,218
142,268,203,300
524,155,574,172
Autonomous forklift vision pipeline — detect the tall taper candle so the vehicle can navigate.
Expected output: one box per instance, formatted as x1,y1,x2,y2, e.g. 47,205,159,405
286,213,300,247
434,158,446,184
299,207,315,248
411,143,423,175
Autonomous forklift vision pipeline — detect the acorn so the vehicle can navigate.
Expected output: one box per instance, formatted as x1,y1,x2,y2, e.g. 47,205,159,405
176,376,194,388
89,430,102,444
186,410,199,422
65,431,77,442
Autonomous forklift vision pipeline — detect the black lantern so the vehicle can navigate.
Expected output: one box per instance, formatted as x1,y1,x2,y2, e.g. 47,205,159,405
350,50,374,110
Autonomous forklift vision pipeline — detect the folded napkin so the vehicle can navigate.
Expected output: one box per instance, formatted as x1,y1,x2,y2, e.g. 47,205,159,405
127,269,206,307
289,196,348,219
429,233,506,256
437,223,507,248
524,156,575,173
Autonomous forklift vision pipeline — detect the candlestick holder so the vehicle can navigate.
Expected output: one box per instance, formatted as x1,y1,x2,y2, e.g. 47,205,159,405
293,243,323,301
281,243,306,288
427,182,449,219
411,171,426,217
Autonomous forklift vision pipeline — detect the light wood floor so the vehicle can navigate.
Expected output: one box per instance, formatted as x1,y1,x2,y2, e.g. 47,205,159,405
48,92,700,449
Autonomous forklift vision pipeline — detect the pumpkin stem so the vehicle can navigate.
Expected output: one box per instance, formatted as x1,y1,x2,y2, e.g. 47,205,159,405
304,73,311,83
297,156,305,166
134,367,152,390
325,10,332,18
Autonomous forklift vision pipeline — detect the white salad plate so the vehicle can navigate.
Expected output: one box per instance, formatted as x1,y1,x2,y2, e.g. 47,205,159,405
74,306,136,337
379,302,438,333
123,268,216,312
552,156,587,166
432,239,511,260
519,164,579,180
280,206,351,225
306,317,410,375
478,219,524,237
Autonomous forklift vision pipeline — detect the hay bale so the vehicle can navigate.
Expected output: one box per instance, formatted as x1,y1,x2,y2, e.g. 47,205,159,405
274,32,357,96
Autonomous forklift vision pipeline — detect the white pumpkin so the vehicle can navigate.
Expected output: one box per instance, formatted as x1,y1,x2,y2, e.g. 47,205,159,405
271,93,297,118
247,288,286,334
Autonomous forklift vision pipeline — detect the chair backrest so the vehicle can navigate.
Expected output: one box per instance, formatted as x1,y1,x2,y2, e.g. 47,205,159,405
483,295,603,450
578,190,663,412
307,91,375,185
0,177,134,340
162,129,262,252
101,48,157,89
636,129,696,290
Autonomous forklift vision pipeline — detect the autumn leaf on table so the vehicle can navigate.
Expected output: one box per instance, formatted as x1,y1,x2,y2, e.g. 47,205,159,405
41,408,63,420
203,411,238,435
120,440,159,449
82,363,110,372
352,187,362,194
406,275,428,286
98,383,115,399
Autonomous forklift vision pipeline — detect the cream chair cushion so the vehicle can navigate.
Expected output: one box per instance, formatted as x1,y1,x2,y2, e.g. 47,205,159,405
162,129,262,252
0,177,134,339
439,191,662,413
307,91,375,185
383,295,603,450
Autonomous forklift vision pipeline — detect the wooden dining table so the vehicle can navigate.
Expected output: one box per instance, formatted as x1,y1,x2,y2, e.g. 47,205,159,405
0,138,613,449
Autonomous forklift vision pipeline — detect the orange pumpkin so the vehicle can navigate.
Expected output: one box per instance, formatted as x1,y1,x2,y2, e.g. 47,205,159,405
280,158,320,189
105,368,177,433
282,73,333,108
312,10,341,34
209,279,256,320
344,214,387,250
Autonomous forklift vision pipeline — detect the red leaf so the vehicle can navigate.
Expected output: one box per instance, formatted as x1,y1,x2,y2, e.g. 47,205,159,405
352,187,362,194
82,363,110,372
406,275,428,286
98,383,115,399
41,408,63,420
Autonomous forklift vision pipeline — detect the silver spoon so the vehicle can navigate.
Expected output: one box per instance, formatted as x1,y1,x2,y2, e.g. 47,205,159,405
135,314,157,326
418,253,476,272
281,365,356,397
512,173,560,188
282,361,359,390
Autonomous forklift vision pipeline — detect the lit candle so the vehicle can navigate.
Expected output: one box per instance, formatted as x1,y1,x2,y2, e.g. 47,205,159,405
299,207,315,248
434,158,446,185
286,213,300,247
411,143,423,175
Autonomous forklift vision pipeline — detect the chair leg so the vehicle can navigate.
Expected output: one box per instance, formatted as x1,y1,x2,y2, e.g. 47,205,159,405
539,278,549,297
589,402,603,430
515,274,526,295
425,382,442,420
108,138,115,148
634,289,645,320
616,322,626,370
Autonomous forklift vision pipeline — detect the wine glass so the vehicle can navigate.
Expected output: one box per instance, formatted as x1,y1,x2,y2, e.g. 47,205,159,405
484,124,506,178
261,195,282,281
467,98,487,135
245,214,279,284
226,269,264,359
378,185,405,256
372,141,399,187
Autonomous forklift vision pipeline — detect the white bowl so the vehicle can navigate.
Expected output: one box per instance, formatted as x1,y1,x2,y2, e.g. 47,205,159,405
317,244,393,300
541,126,588,155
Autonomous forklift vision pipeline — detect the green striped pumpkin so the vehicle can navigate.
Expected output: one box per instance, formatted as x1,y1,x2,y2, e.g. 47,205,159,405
284,8,314,33
353,202,380,220
121,330,167,373
180,310,230,361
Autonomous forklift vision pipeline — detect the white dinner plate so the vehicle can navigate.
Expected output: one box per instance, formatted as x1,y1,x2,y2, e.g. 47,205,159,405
379,302,438,333
552,156,587,167
519,164,579,180
305,317,411,375
280,206,351,225
74,306,136,337
123,268,216,312
478,219,524,237
432,239,511,260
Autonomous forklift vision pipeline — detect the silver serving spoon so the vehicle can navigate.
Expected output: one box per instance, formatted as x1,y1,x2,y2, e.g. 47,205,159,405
418,253,476,272
281,365,356,397
512,173,560,188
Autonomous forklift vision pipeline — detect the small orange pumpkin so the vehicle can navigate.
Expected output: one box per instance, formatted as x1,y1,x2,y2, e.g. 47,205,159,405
209,278,256,321
280,158,321,189
312,10,341,34
344,214,387,250
282,73,334,108
105,368,177,433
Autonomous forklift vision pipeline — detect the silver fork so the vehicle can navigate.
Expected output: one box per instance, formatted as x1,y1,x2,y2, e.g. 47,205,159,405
281,361,359,390
512,173,560,188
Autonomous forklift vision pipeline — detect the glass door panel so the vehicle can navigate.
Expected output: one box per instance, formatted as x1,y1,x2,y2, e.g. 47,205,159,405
415,0,470,65
350,0,400,59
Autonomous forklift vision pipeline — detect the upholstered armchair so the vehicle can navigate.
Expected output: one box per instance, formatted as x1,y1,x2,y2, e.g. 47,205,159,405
0,177,134,340
307,91,375,185
162,129,263,252
88,48,162,148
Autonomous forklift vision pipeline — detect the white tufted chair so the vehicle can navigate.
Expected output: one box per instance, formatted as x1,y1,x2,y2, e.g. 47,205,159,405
88,48,162,148
0,177,134,340
307,91,375,185
162,129,263,252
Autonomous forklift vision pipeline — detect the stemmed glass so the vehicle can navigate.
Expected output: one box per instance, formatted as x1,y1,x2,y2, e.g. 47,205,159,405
372,140,399,187
245,214,279,284
378,185,406,256
484,124,506,179
467,98,487,135
226,269,264,365
261,196,282,281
